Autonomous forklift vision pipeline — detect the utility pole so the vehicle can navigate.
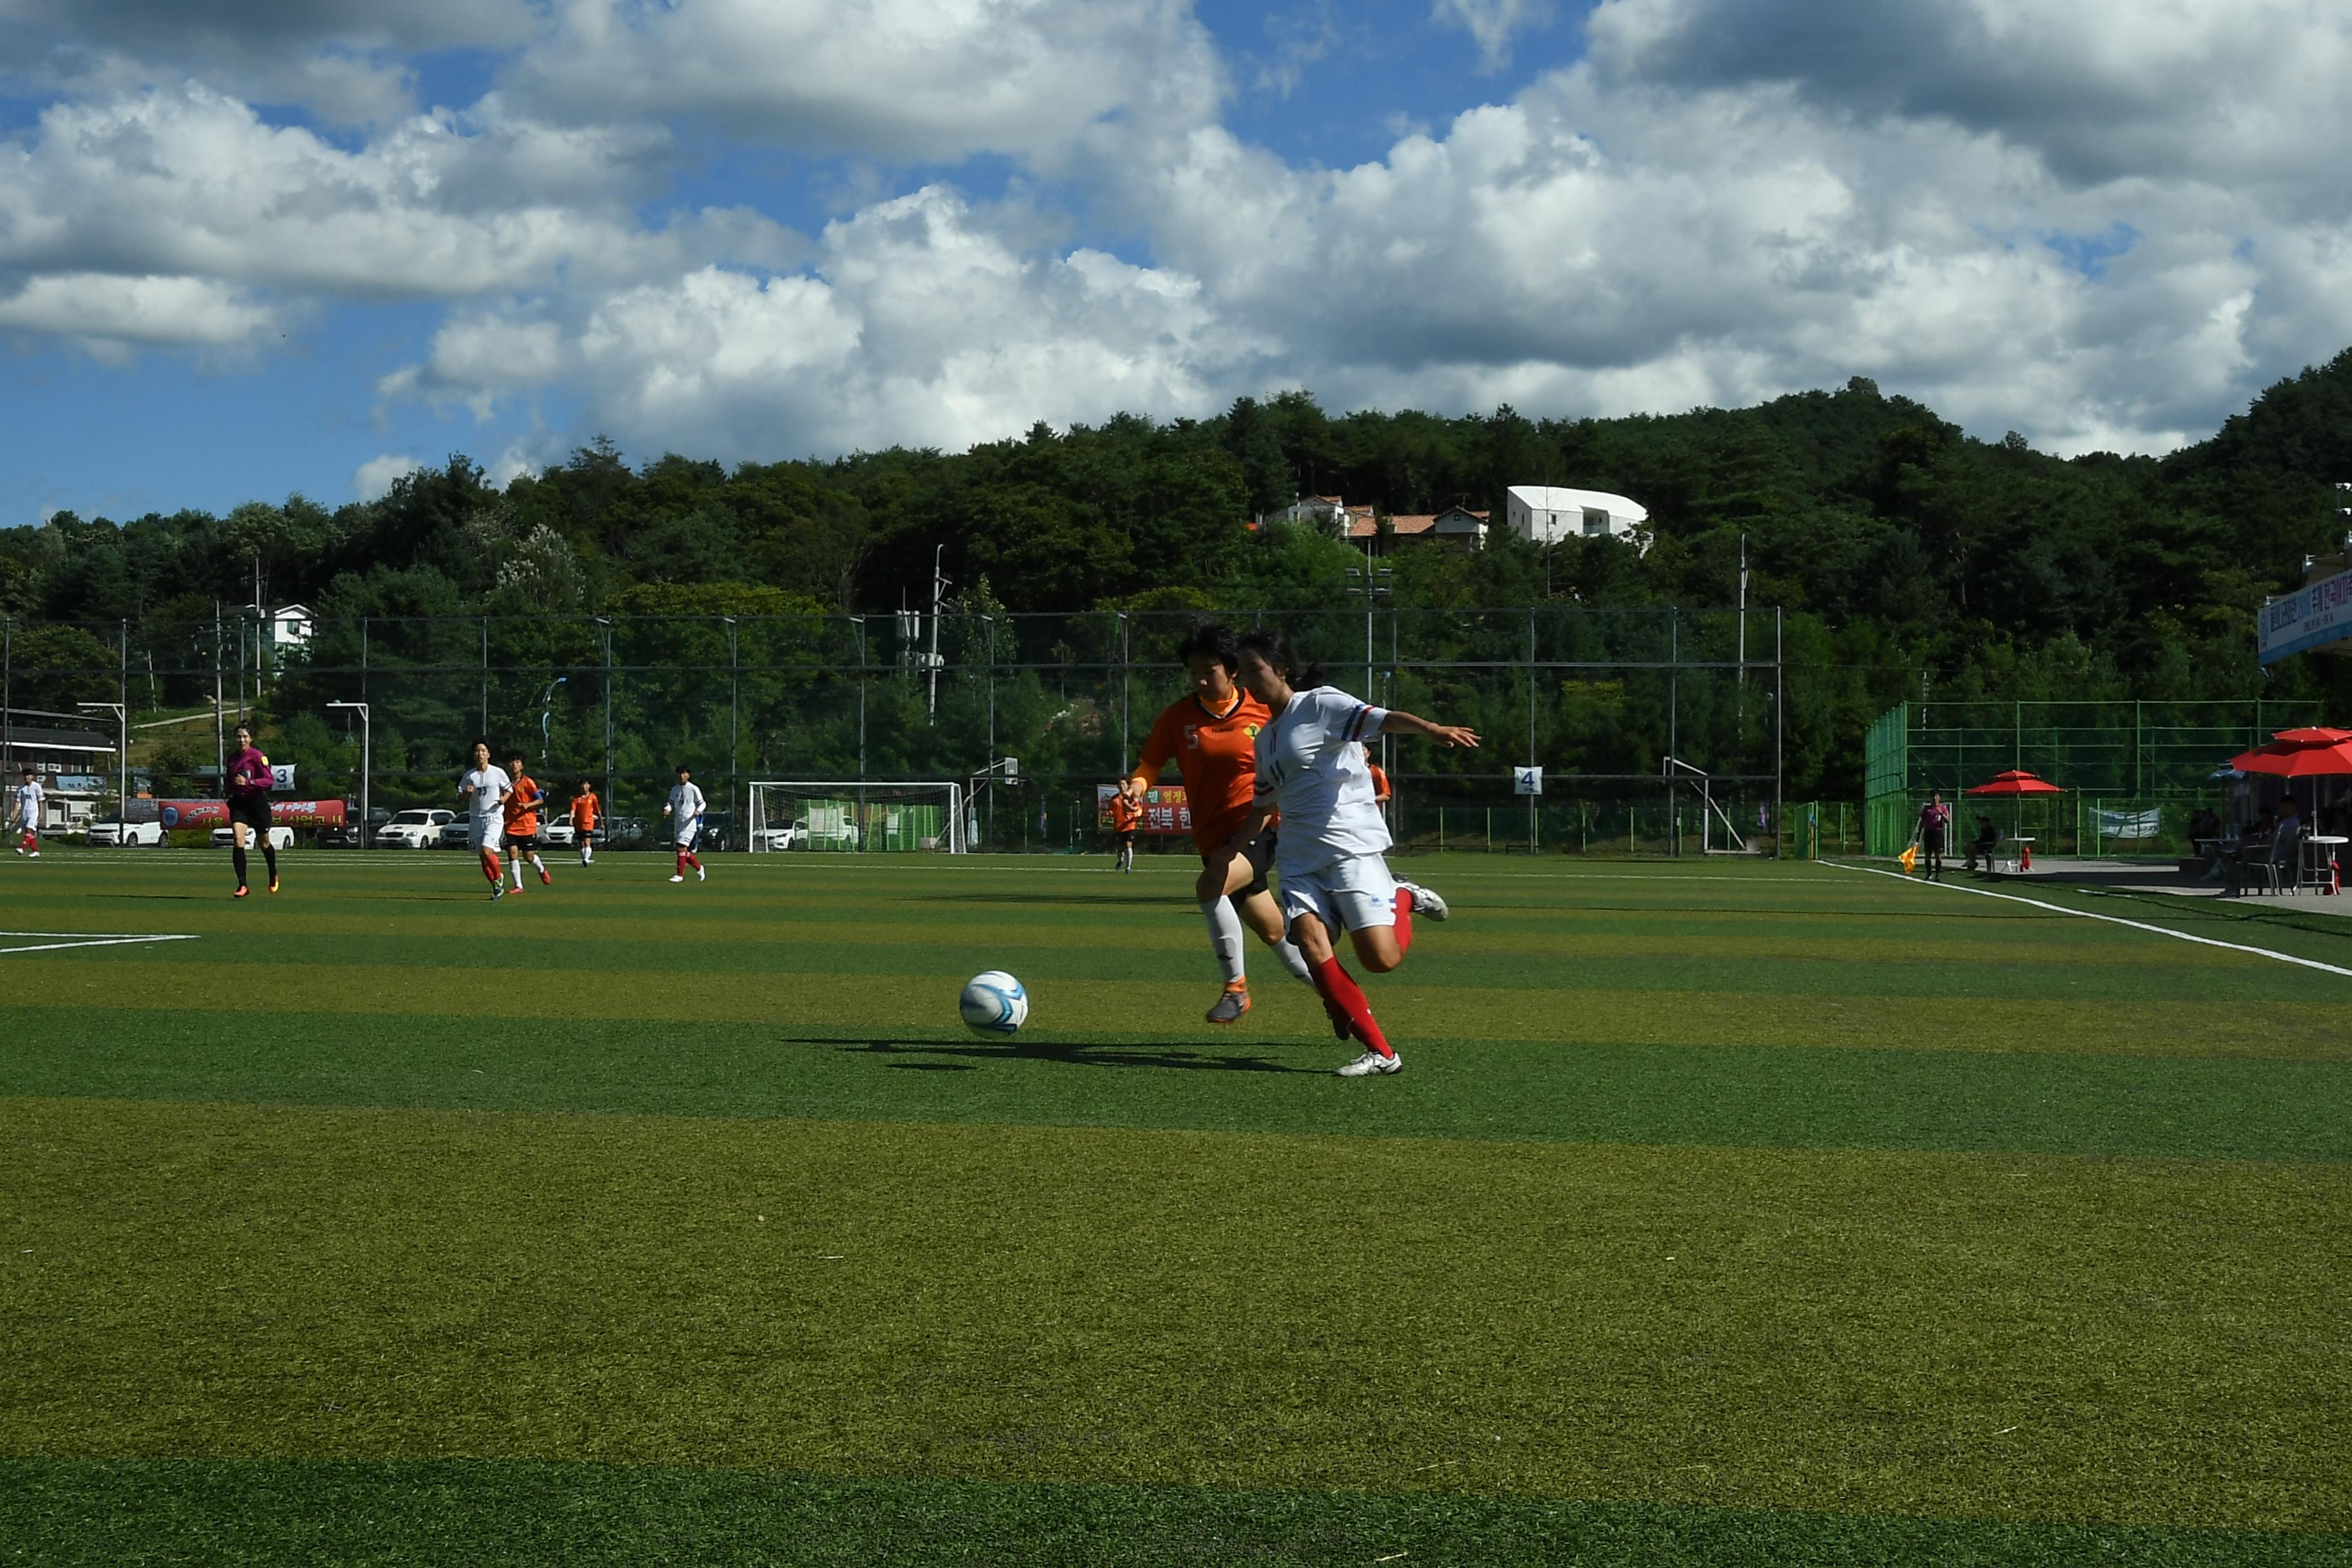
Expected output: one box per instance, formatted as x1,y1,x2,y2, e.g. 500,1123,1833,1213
926,544,948,721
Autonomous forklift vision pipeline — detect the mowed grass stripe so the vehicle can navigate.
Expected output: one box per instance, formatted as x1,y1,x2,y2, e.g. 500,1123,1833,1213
6,1459,2346,1568
2,1008,2347,1162
8,954,2344,1060
6,1099,2347,1531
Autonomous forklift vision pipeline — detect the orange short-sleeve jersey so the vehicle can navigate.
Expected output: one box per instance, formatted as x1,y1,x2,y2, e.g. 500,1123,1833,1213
1108,793,1142,832
504,774,543,836
569,791,600,830
1132,689,1271,853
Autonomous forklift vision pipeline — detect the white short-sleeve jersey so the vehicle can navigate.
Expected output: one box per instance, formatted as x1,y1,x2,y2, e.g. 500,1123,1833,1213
1253,685,1390,872
12,779,42,825
459,765,513,826
669,781,706,825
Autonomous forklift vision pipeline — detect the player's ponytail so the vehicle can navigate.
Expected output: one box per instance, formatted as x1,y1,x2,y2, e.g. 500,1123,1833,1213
1237,629,1325,690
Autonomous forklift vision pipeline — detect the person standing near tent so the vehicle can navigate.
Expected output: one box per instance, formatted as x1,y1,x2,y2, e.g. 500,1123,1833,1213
1916,792,1952,881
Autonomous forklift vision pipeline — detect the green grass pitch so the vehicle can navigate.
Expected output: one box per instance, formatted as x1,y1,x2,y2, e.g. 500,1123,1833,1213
2,846,2348,1566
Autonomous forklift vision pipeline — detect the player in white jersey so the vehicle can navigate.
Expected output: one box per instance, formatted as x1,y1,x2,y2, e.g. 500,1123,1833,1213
1213,630,1478,1077
663,764,707,883
456,741,514,901
10,769,43,856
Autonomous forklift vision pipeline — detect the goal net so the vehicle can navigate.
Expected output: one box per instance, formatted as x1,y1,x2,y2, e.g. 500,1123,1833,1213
747,781,967,853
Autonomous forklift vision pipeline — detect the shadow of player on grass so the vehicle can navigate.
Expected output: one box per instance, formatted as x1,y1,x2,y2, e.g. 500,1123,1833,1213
803,1037,1326,1075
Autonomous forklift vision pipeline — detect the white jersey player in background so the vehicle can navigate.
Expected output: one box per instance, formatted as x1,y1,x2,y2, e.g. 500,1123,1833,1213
11,768,43,856
1213,630,1478,1077
456,741,514,901
664,764,707,883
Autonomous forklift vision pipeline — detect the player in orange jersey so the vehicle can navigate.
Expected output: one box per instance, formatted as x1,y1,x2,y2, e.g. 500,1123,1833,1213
568,780,600,865
1106,786,1142,871
1122,620,1314,1024
1367,758,1392,817
502,753,553,890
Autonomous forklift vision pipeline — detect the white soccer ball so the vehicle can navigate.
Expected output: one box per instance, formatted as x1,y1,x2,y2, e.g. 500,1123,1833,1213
959,970,1028,1035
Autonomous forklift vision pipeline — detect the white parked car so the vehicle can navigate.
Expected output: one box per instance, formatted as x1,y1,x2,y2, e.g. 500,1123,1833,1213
87,814,166,847
540,821,575,847
211,825,295,850
375,808,455,848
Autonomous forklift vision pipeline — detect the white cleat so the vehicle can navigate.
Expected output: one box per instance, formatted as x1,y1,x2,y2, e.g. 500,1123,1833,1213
1335,1048,1403,1077
669,874,686,883
696,867,705,882
1398,880,1449,921
490,885,504,901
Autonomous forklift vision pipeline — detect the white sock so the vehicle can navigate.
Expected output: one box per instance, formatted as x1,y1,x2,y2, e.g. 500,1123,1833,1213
1268,939,1314,985
1199,897,1246,985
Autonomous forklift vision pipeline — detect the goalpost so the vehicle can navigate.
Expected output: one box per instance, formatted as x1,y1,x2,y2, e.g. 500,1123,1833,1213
747,781,967,853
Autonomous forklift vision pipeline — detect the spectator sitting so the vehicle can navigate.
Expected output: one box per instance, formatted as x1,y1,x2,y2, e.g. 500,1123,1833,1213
1963,815,2000,872
2271,803,2304,879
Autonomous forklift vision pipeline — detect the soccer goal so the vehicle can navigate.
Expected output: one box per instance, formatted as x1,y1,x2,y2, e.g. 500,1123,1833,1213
747,781,967,853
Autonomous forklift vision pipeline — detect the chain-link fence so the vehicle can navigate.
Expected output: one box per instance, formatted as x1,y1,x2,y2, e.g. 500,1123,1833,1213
1,607,1788,854
1861,700,2324,858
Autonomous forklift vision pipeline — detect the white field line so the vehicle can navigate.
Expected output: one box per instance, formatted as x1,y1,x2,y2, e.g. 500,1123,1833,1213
1827,861,2352,979
0,932,200,956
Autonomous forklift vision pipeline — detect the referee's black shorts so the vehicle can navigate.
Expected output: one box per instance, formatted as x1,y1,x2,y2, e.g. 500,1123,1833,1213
226,796,271,835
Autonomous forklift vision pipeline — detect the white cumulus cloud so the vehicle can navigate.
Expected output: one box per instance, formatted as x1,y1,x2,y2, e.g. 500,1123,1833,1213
352,453,424,499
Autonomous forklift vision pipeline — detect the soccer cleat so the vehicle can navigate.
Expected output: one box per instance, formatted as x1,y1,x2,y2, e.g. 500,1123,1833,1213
268,875,280,894
1206,983,1251,1024
538,868,552,886
1336,1048,1402,1077
696,867,705,882
669,874,685,883
491,885,505,901
1398,881,1449,921
26,850,38,858
232,885,249,899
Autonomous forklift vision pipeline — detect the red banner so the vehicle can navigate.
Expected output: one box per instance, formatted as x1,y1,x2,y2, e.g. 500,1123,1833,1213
1097,784,1193,836
160,799,346,828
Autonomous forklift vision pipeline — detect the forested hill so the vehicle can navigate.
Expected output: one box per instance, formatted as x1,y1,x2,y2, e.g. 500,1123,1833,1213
7,348,2351,766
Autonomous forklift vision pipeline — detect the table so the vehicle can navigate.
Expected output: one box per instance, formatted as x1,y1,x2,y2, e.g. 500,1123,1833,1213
1999,835,2035,874
2302,835,2346,894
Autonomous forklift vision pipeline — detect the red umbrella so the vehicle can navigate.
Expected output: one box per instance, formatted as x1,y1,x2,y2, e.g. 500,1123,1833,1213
2269,727,2352,746
2230,740,2352,777
1967,770,2065,796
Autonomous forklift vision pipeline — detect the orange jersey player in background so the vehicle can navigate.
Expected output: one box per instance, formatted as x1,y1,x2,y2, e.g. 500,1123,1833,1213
502,754,554,890
569,781,600,865
1107,786,1142,872
1367,760,1392,816
1122,620,1315,1024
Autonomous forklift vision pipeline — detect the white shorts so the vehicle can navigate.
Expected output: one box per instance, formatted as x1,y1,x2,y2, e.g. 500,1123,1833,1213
674,818,701,850
1279,852,1398,936
469,821,505,852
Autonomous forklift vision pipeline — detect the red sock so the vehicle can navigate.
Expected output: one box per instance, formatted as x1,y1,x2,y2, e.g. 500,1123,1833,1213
1393,888,1415,954
1311,957,1392,1057
676,851,687,875
481,851,501,885
683,852,702,872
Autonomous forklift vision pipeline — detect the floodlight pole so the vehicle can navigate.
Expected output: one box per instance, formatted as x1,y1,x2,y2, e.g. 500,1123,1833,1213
593,617,612,823
328,701,370,845
77,702,128,816
721,617,738,849
536,676,567,766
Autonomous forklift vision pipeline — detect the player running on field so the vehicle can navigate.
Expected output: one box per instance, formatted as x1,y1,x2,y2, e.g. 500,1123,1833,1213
457,741,513,901
503,754,553,890
1122,620,1315,1024
10,767,42,857
664,764,706,883
1215,630,1476,1077
226,723,279,898
569,781,600,865
1107,785,1141,872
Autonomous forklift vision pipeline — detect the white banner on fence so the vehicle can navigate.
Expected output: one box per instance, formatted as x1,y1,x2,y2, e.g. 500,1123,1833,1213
2259,566,2352,665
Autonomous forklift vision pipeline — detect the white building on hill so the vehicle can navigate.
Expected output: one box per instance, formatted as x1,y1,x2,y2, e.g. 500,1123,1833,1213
1505,487,1648,549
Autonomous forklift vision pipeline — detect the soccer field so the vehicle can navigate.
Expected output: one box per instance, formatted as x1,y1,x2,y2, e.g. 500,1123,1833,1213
3,848,2349,1566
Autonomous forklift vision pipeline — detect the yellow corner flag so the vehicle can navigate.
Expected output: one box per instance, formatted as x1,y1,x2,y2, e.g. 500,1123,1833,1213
1899,843,1919,875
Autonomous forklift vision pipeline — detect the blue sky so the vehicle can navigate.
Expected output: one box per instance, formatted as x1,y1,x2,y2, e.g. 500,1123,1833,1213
1,0,2347,526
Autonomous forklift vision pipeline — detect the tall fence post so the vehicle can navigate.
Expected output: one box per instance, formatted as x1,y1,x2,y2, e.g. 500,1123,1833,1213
2,616,10,779
118,618,129,807
480,616,490,740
